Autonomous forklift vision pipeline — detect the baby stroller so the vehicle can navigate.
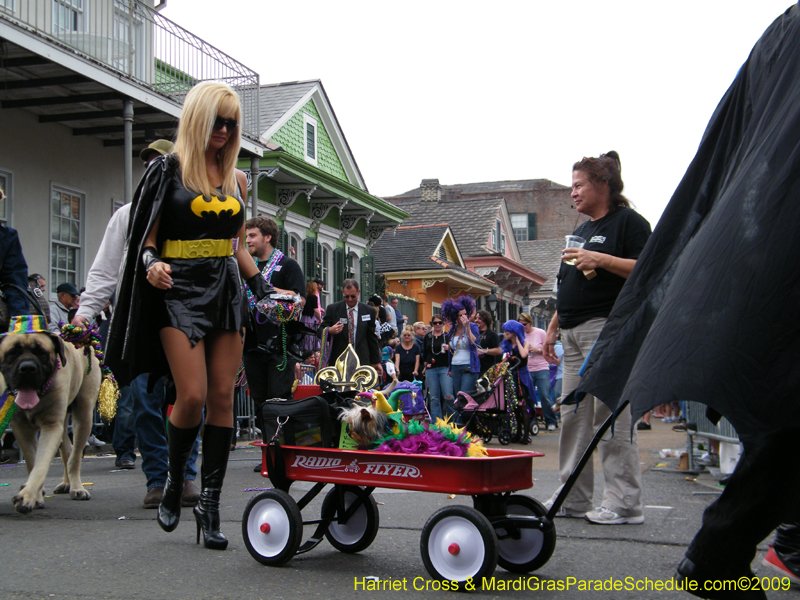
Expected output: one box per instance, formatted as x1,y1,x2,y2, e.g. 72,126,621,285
454,359,525,445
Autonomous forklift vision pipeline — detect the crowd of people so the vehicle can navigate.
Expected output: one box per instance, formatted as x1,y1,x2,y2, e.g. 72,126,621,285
4,14,800,589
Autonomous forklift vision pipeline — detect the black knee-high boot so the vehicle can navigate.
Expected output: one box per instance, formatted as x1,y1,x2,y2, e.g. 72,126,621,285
158,421,201,532
194,424,232,550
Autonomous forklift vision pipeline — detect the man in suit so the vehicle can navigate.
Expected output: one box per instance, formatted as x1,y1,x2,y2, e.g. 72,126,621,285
319,279,382,376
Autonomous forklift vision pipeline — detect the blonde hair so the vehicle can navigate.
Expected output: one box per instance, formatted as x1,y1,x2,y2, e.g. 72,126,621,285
173,81,242,198
402,326,415,338
519,312,533,325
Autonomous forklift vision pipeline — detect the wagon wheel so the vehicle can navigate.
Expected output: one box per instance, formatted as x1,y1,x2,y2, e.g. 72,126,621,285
529,421,539,436
321,485,380,553
242,489,303,566
421,505,499,585
494,495,556,573
498,430,512,445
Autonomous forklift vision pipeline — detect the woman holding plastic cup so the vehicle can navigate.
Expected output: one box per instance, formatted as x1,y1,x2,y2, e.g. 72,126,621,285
542,151,652,525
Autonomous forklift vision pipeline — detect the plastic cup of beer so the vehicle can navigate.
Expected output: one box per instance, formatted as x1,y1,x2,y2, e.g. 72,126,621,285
563,235,586,265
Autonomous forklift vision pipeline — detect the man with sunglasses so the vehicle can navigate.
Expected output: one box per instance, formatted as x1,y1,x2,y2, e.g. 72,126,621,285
318,279,382,375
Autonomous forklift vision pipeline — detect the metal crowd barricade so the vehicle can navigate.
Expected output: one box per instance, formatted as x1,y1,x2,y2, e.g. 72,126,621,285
297,364,316,385
684,400,740,471
234,387,258,442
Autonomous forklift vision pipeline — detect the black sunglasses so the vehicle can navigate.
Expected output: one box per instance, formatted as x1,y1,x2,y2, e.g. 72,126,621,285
343,294,358,299
431,321,443,325
213,116,238,131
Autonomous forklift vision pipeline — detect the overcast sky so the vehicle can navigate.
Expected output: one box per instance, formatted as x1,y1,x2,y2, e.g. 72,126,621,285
163,1,795,229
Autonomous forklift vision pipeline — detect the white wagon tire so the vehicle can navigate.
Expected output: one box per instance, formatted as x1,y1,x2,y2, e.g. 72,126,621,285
321,486,380,553
420,505,499,585
242,489,302,566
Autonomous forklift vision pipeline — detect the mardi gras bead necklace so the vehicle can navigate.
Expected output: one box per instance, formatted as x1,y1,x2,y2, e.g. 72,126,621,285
61,323,120,421
246,248,284,308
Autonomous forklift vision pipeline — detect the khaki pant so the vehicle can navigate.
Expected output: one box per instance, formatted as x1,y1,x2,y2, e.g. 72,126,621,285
548,317,643,517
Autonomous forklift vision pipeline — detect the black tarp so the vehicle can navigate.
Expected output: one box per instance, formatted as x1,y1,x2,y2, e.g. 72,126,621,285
571,3,800,448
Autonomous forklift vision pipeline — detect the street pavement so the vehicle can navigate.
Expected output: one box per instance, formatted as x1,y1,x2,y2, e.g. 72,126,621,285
0,417,793,599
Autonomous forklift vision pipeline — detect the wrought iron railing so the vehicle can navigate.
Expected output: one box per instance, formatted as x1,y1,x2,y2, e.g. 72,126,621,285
0,0,260,142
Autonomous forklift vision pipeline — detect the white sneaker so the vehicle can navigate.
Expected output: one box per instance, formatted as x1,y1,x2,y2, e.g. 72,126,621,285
85,434,105,448
584,507,644,525
547,424,557,431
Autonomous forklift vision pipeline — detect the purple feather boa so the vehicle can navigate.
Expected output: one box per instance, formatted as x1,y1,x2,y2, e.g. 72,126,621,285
375,427,469,457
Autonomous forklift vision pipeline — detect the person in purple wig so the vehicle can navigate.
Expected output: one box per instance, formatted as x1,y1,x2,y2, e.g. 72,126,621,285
501,320,535,444
441,296,481,415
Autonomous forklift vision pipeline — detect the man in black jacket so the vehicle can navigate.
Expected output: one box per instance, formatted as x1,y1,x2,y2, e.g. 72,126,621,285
242,217,306,403
319,279,382,374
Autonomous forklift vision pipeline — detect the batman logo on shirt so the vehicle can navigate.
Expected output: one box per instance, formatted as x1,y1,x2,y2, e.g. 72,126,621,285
190,195,241,219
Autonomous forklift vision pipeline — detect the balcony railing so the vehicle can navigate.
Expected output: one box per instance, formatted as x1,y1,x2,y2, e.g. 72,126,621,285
0,0,260,142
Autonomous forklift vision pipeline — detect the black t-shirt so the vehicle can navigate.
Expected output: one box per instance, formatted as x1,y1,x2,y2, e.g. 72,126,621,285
302,293,318,317
556,208,651,330
245,253,307,350
423,331,450,368
396,344,421,378
478,328,500,374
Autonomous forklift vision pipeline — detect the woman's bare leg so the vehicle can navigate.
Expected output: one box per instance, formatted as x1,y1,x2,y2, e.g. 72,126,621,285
160,327,207,428
203,330,243,427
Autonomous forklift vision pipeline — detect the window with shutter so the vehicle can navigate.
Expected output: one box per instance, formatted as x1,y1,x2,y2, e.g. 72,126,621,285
511,214,527,242
360,254,375,302
278,228,289,254
333,247,345,302
528,213,537,241
303,238,318,281
303,113,318,166
511,213,537,242
320,244,330,306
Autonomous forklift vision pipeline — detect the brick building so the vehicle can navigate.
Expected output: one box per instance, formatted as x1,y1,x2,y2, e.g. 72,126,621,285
388,178,587,243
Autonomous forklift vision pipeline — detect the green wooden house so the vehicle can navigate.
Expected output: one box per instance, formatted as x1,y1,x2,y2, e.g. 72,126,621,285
240,80,407,306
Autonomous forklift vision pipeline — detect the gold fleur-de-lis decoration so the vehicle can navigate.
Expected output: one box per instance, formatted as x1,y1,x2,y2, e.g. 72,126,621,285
315,344,378,392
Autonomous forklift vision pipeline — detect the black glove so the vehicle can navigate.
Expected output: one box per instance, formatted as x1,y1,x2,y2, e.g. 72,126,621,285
246,272,274,301
142,246,163,273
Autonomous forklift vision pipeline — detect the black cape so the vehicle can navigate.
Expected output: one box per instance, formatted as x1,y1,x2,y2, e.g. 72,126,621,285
105,155,177,386
572,4,800,448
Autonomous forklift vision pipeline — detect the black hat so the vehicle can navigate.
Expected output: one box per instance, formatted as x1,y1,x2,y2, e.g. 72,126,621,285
56,282,80,296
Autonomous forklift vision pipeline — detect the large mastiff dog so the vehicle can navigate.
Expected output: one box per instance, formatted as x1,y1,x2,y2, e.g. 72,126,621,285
0,322,101,513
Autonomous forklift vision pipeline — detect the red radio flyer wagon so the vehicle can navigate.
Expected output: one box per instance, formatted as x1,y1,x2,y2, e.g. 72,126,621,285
241,442,554,585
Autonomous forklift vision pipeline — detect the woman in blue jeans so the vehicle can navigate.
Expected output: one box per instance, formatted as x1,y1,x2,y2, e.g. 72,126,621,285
441,296,481,409
422,316,453,421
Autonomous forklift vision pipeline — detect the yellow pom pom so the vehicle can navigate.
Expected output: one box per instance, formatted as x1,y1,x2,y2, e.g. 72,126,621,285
96,375,119,421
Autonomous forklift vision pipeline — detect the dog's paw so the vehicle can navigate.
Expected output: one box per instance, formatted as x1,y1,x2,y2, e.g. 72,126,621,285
53,482,70,495
70,487,91,501
12,492,39,514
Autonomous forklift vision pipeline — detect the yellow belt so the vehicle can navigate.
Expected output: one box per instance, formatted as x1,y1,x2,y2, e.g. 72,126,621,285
161,239,234,259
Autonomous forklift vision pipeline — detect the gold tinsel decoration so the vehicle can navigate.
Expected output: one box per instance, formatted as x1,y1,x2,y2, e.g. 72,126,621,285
60,323,119,422
97,375,119,421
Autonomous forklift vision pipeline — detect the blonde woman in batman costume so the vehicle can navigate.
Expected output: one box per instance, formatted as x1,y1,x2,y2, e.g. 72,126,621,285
109,82,271,550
